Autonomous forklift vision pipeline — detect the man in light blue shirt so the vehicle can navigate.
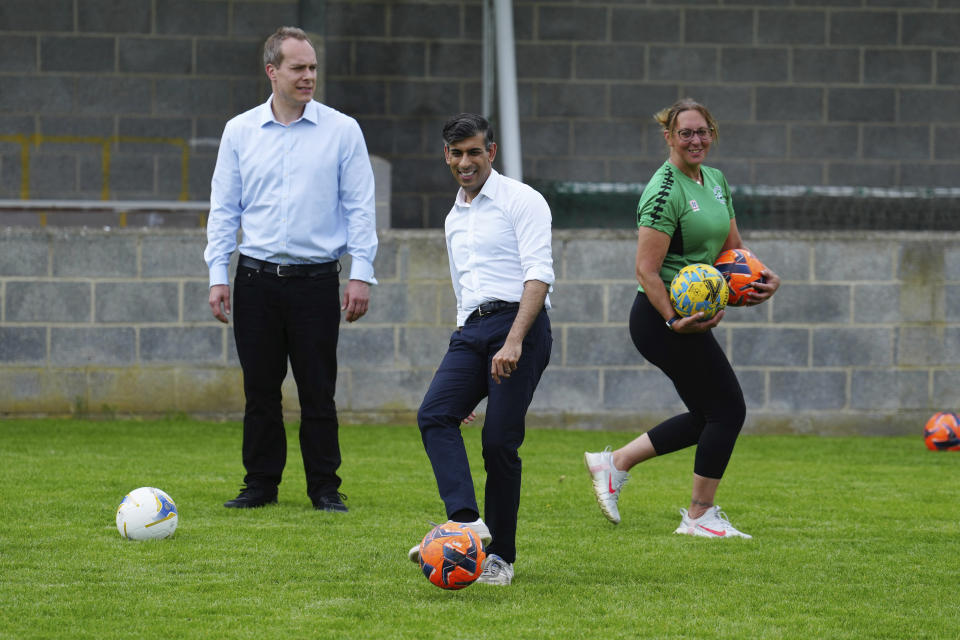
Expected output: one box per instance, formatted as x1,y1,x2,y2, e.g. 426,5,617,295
204,26,377,513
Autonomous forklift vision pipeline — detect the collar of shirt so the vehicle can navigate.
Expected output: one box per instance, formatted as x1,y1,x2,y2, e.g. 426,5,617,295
445,170,554,326
454,165,501,207
255,96,321,128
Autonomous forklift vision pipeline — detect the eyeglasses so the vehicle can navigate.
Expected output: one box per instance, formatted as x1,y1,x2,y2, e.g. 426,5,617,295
676,128,713,142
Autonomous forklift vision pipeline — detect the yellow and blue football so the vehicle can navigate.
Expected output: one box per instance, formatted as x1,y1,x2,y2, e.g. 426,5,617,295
670,263,729,320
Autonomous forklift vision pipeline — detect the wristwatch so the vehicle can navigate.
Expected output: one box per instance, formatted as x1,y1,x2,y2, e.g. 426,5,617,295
666,316,680,330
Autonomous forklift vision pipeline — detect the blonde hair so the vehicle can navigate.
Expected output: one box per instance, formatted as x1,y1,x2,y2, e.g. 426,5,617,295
654,98,719,141
263,26,313,68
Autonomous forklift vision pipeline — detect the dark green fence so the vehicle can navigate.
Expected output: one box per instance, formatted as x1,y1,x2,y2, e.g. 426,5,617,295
531,181,960,231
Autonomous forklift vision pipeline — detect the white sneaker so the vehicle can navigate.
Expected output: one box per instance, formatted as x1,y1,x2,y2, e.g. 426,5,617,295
408,518,492,563
475,553,513,586
674,506,752,539
584,447,629,524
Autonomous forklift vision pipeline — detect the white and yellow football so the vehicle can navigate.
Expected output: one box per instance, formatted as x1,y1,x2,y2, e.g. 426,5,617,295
116,487,178,540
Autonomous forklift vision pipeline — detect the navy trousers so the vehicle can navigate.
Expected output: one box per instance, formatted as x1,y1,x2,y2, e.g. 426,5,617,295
232,264,343,500
417,308,551,564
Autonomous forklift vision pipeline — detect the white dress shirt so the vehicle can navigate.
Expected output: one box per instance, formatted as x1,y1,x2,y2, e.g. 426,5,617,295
204,97,378,287
445,169,554,326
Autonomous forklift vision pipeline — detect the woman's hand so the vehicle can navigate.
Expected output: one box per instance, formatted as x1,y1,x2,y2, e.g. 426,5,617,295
743,267,781,306
671,309,724,333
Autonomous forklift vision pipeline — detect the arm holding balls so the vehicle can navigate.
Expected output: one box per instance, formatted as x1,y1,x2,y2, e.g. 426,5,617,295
636,226,723,334
716,219,781,307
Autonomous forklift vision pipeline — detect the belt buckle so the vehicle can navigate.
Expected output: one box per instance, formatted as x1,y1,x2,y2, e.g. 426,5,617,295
275,264,291,277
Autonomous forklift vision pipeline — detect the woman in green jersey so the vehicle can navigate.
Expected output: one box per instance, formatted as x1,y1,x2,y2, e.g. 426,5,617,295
585,98,781,538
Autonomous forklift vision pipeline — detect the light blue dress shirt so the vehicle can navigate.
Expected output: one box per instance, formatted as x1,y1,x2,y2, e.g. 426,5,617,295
205,97,378,287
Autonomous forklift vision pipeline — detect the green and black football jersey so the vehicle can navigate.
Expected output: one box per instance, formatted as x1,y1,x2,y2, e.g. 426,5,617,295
636,161,735,291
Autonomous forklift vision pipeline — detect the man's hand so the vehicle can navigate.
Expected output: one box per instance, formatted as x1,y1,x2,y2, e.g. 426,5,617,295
489,280,549,384
209,284,231,323
342,280,370,322
491,338,522,384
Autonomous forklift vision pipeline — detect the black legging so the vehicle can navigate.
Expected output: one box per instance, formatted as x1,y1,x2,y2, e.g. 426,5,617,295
629,292,746,479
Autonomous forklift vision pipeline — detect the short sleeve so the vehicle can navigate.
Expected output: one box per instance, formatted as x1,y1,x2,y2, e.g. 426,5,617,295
637,185,679,237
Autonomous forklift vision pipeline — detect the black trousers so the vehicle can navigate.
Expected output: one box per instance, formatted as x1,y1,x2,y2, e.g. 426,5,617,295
417,308,552,564
232,263,342,499
630,292,745,479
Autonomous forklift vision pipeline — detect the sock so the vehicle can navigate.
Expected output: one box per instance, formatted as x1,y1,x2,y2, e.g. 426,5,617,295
450,509,479,523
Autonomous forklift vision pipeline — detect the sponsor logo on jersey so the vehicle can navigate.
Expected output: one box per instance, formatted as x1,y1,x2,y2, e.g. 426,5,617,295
713,186,725,203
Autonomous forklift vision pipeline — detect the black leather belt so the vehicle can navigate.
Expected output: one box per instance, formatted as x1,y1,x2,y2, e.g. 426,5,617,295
238,255,339,277
467,300,520,321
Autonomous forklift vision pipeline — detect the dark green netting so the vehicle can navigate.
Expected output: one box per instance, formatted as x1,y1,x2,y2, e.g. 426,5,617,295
530,181,960,230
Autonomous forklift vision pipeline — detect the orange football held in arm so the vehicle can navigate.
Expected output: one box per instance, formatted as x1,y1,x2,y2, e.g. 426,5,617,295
714,248,767,307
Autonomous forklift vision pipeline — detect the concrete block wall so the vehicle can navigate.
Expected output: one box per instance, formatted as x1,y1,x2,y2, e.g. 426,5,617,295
2,226,958,435
3,1,960,228
322,0,960,227
0,0,313,201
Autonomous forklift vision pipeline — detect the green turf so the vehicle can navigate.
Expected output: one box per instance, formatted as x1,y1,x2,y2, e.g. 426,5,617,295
1,418,957,639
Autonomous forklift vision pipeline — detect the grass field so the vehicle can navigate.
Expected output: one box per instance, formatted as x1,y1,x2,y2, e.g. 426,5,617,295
1,418,958,639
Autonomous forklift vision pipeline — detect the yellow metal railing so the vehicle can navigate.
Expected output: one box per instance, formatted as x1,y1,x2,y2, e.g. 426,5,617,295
0,134,191,201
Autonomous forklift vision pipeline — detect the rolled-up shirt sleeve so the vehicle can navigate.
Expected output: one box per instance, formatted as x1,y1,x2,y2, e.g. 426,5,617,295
513,190,555,288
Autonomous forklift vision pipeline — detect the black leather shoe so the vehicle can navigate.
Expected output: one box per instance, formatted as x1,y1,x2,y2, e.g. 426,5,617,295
223,486,278,509
313,492,348,512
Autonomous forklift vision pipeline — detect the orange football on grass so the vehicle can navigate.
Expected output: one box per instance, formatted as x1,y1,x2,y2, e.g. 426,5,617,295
923,412,960,451
418,522,486,590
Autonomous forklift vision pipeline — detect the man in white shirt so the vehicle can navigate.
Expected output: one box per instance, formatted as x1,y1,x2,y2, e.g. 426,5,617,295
408,113,554,586
204,27,377,513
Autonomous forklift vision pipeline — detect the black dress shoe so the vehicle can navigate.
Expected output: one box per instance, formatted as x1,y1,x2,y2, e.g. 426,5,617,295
223,486,278,508
313,492,348,512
